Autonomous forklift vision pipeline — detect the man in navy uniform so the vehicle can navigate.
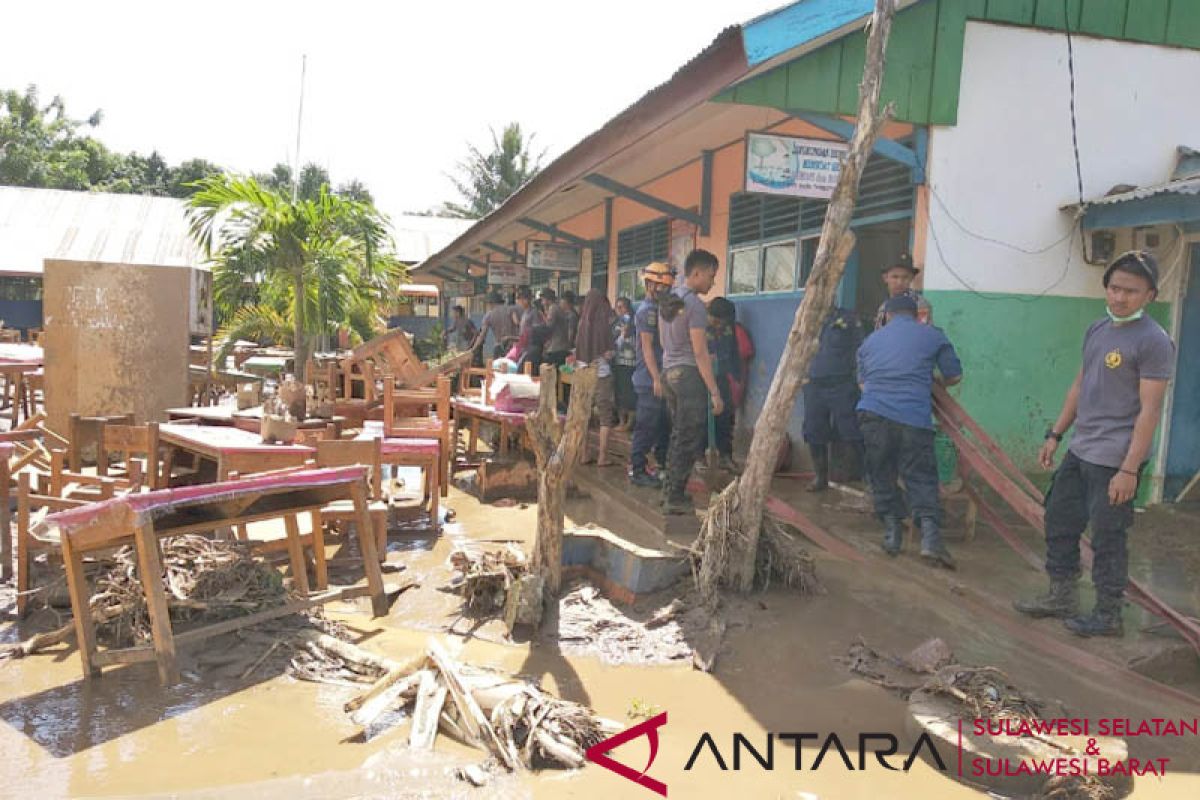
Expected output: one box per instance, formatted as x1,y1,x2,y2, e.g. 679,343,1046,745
629,262,675,487
803,307,864,492
857,294,963,568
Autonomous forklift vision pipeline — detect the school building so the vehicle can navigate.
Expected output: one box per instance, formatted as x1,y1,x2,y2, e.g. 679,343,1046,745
413,0,1200,502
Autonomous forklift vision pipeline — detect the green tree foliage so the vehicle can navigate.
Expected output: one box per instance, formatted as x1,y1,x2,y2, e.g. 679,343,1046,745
186,174,404,371
443,122,544,219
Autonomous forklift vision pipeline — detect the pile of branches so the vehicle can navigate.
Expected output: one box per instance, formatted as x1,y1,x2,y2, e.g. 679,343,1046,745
449,545,527,614
692,481,822,604
923,665,1045,723
92,535,289,647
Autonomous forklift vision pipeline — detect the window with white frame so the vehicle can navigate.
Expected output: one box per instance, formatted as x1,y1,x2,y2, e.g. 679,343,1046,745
616,218,669,300
727,193,818,295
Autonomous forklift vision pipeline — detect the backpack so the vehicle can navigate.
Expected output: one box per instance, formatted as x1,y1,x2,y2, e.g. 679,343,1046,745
734,322,754,364
728,322,755,409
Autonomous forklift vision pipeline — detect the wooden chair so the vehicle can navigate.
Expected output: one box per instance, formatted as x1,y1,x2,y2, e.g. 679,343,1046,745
312,438,389,583
384,375,452,499
98,422,162,490
67,413,134,472
461,362,494,405
296,423,340,448
22,370,44,420
15,470,99,617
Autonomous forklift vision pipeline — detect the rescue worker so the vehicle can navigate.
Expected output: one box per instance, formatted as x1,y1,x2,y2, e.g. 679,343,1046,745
658,250,723,514
857,294,963,568
803,306,865,492
629,262,674,488
1015,251,1174,637
874,254,931,329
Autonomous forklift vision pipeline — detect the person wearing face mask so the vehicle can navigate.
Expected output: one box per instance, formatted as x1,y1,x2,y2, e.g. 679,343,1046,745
1015,251,1175,638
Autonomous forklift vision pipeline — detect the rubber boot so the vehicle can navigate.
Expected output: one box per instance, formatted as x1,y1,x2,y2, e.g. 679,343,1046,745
881,516,903,556
918,518,956,570
1064,594,1124,638
807,445,830,492
1013,578,1079,619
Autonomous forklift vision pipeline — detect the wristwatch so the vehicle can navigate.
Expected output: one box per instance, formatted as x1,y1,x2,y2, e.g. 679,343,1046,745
1044,429,1063,442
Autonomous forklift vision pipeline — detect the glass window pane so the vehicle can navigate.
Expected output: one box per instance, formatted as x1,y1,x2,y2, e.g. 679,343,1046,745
617,271,637,301
798,237,817,284
729,248,759,295
762,242,797,292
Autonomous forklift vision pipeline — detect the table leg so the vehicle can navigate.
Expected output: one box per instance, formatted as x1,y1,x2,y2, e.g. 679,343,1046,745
133,521,180,685
62,534,101,678
309,510,328,590
500,422,510,457
284,514,310,595
351,480,387,617
468,417,479,459
428,455,440,532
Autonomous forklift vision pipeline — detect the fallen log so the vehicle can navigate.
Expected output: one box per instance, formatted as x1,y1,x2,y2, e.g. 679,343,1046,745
429,639,521,771
409,670,448,750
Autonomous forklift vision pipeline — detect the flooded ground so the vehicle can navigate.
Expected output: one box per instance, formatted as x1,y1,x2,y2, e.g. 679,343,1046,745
1,467,1198,798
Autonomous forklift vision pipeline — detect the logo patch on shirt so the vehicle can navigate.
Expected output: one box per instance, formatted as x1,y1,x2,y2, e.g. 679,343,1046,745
1105,349,1122,369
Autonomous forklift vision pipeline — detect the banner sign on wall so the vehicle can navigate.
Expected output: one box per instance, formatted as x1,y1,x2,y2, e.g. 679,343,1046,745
745,132,847,199
527,240,582,272
488,262,530,286
441,281,474,296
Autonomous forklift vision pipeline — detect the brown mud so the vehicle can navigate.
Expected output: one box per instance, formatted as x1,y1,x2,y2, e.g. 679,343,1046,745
1,470,1198,798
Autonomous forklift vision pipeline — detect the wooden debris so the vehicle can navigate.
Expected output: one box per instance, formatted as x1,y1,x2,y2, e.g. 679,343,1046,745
502,574,544,631
646,598,686,628
429,639,520,770
409,669,448,750
449,545,529,616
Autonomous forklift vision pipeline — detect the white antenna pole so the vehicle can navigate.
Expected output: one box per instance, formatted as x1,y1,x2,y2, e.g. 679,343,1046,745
292,54,307,202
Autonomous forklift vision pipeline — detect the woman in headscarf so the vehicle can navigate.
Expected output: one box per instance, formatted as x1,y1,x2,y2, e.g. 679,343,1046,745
575,287,617,466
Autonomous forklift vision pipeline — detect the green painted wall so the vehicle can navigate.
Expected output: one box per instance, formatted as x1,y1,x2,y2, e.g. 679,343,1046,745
929,289,1172,498
717,0,1200,125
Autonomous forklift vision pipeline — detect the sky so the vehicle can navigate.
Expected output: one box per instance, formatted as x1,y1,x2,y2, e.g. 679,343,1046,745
3,0,783,223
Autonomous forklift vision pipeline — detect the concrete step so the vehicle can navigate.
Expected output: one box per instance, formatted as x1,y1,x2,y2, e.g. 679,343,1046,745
568,464,703,552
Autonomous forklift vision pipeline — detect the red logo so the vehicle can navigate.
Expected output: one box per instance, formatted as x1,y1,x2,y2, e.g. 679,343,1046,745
585,711,669,796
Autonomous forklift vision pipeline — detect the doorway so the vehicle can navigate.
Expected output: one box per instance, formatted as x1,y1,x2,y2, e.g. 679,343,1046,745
1164,243,1200,501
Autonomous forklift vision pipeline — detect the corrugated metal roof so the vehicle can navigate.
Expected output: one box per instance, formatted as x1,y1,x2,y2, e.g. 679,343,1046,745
388,214,473,265
1080,176,1200,208
0,186,203,275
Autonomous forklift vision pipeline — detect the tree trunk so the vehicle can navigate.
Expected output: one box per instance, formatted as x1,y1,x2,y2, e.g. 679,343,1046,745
698,0,898,597
527,364,598,595
292,270,309,379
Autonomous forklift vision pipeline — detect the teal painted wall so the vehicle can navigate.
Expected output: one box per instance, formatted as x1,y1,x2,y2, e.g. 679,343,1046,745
928,290,1172,492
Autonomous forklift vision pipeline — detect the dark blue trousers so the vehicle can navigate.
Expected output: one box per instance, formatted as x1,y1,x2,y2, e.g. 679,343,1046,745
630,386,669,475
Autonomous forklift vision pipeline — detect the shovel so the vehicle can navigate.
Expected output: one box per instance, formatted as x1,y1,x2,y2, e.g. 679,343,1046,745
705,400,720,489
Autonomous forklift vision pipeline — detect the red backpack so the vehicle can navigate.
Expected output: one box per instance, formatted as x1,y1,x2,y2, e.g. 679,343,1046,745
728,322,755,408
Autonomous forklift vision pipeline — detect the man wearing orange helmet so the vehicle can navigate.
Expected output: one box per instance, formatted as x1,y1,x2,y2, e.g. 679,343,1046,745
628,261,674,488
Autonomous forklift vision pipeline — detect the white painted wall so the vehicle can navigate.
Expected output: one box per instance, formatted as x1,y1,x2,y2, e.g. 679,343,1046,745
923,22,1200,301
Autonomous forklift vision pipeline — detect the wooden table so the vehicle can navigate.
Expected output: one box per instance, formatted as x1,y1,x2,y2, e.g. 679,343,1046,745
165,406,346,438
159,423,315,481
451,397,534,459
36,465,387,684
0,343,43,426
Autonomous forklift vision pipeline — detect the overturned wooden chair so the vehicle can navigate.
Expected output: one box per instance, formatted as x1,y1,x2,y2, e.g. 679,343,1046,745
97,422,163,490
67,412,134,472
313,437,389,582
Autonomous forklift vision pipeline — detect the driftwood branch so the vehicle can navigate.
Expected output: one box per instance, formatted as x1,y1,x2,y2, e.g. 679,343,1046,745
697,0,898,598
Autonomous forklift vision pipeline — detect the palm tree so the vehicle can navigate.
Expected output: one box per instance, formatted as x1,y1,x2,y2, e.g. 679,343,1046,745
186,174,401,373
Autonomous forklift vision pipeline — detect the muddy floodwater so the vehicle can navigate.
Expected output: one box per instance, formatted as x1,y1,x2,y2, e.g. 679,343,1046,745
2,477,1199,799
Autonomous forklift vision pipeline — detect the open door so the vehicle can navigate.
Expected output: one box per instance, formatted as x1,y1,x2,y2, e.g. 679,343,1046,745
1164,244,1200,501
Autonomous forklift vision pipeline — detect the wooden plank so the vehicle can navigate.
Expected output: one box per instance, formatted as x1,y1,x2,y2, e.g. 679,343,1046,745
784,41,843,115
1077,0,1128,38
133,520,180,685
984,0,1035,25
891,0,940,123
1166,0,1200,48
836,34,868,115
94,646,156,667
310,510,328,591
172,587,363,647
0,455,9,582
408,670,447,750
16,472,30,618
929,0,969,125
1122,0,1169,43
61,534,101,678
764,495,867,563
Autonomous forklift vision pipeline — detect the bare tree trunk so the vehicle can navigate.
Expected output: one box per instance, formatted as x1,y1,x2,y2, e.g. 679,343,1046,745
292,270,310,380
527,364,598,594
697,0,898,598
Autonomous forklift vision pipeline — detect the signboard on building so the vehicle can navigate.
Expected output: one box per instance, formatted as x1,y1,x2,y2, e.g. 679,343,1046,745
488,261,530,286
527,240,582,272
441,280,473,296
745,132,847,199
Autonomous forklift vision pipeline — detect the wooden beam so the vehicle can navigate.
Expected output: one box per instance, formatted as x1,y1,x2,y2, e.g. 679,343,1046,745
583,174,706,227
482,241,523,261
518,218,592,248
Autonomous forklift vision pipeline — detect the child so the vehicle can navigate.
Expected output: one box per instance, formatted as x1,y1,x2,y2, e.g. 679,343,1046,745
706,296,753,472
612,296,637,431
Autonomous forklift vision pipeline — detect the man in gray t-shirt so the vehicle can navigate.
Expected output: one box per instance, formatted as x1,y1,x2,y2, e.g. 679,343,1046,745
657,250,724,514
1015,251,1174,638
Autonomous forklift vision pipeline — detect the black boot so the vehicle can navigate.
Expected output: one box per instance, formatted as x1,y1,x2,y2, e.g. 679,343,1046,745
1013,578,1079,618
1064,594,1124,637
881,516,903,556
918,518,956,570
807,445,829,492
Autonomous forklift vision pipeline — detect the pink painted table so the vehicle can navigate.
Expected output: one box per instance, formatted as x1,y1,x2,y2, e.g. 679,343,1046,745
159,422,315,481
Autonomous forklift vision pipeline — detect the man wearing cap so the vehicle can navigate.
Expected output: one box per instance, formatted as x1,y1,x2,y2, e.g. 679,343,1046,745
473,291,520,359
803,306,865,492
536,288,571,367
1015,251,1174,637
874,254,931,330
857,294,963,568
629,262,674,488
658,249,724,514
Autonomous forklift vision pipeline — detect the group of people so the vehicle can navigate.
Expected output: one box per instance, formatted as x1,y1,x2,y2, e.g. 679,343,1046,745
803,250,1174,639
451,244,1173,640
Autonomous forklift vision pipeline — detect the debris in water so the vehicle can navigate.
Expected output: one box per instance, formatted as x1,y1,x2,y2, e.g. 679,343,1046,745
903,637,953,674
